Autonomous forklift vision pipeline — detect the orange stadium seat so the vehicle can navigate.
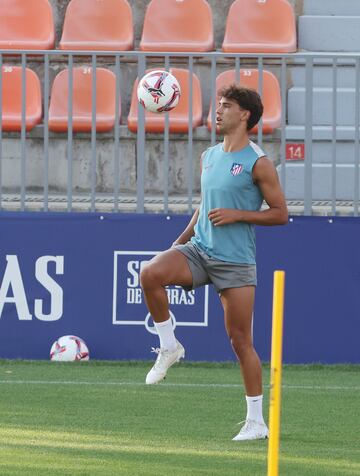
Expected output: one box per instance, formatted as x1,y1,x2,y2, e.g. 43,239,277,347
139,0,214,52
0,0,55,50
207,69,282,134
222,0,296,53
59,0,133,51
1,66,42,131
48,67,117,132
128,68,202,133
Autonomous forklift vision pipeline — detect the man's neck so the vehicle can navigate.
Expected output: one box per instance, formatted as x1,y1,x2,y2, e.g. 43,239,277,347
222,131,250,153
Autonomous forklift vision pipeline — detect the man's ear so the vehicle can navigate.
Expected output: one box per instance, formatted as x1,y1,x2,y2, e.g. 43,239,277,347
242,110,251,123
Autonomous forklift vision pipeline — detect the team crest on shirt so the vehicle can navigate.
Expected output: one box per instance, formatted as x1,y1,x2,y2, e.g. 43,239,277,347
230,162,243,176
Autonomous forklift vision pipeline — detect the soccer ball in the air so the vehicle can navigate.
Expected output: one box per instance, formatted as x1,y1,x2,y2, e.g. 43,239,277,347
137,70,181,113
50,335,89,361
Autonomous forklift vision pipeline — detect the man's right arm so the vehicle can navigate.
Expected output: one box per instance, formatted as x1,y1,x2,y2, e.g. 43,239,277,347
172,208,199,246
172,151,205,246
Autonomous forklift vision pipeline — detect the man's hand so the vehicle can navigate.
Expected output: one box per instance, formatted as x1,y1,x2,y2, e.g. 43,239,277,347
208,208,241,226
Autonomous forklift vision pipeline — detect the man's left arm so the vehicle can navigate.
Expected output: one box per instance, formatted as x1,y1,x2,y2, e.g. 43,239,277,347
208,157,288,226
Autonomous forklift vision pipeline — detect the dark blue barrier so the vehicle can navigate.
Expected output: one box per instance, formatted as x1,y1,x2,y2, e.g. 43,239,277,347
0,212,359,364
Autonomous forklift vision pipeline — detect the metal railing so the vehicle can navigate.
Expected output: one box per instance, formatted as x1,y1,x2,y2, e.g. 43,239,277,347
0,50,360,216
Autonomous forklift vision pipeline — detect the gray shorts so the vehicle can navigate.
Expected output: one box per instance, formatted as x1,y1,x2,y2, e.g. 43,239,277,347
174,241,257,292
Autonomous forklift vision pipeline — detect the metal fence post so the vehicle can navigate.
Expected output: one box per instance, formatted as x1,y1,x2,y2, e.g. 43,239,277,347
304,56,314,215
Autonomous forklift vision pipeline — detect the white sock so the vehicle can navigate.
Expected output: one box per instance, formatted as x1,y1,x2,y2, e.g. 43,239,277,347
154,317,177,352
245,395,265,424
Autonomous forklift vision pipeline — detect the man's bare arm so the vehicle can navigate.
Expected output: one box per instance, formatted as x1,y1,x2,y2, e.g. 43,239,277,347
172,151,206,244
172,208,199,245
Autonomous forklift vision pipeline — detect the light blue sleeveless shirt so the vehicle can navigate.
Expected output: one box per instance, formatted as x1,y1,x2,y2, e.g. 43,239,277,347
191,141,265,264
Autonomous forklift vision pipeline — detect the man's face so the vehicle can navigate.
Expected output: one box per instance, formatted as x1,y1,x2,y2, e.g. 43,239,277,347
216,97,250,134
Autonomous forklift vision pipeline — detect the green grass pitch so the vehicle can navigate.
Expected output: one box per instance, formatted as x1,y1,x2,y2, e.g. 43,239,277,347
0,360,359,476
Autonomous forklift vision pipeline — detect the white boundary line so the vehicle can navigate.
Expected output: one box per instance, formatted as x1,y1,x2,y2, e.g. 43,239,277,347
0,379,358,391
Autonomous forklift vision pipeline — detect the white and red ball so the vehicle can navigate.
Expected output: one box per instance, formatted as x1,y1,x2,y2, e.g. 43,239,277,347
50,335,89,362
137,70,181,113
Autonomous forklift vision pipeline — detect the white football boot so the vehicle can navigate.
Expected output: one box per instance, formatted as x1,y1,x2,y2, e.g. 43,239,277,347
232,420,269,441
145,340,185,385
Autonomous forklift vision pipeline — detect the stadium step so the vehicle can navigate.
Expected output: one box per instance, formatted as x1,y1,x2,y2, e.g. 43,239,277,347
303,0,360,16
0,192,201,214
1,191,355,217
277,163,360,201
282,140,359,164
285,125,360,141
288,87,360,126
298,15,360,51
290,65,357,88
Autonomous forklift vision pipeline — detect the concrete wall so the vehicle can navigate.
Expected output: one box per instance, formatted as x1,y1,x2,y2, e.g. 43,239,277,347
1,130,278,195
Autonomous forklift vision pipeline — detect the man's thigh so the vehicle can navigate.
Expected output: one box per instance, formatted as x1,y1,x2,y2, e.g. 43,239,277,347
220,286,255,337
143,248,193,287
174,242,212,290
208,261,257,292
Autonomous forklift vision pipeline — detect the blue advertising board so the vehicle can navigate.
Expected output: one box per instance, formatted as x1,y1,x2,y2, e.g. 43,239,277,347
0,212,359,364
113,250,209,332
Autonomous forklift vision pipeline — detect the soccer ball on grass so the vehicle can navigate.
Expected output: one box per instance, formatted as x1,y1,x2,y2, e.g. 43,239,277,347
50,335,89,361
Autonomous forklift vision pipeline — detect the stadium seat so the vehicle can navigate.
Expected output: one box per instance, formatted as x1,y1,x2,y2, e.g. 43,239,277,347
59,0,133,51
0,0,55,50
139,0,214,52
222,0,296,53
48,67,117,132
128,68,202,134
207,69,282,134
1,66,42,131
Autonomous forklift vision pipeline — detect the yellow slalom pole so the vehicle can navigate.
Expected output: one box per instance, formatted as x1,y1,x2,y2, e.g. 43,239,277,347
267,270,286,476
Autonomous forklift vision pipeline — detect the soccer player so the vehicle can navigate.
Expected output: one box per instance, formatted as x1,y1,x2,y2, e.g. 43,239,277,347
140,85,288,441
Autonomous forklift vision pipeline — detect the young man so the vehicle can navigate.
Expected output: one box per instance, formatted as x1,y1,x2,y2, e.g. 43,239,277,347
140,85,288,441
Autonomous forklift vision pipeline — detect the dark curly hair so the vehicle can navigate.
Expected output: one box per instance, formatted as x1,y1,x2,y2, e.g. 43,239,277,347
217,84,264,131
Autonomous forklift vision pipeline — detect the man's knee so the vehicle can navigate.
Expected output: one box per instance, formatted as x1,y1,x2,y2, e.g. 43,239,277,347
140,263,163,290
228,329,253,360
